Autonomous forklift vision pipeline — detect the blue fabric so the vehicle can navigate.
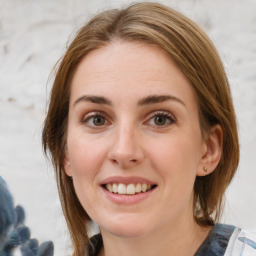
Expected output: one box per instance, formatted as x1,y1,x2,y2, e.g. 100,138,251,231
89,224,236,256
194,223,236,256
238,237,256,249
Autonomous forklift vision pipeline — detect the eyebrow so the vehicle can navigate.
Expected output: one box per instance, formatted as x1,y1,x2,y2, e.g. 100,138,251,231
138,95,186,107
73,94,185,107
73,95,112,107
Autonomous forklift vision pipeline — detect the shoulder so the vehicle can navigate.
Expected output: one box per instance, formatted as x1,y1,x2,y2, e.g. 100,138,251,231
224,227,256,256
195,223,236,256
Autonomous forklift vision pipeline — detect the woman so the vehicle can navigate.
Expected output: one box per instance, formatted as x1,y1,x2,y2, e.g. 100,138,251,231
42,2,256,256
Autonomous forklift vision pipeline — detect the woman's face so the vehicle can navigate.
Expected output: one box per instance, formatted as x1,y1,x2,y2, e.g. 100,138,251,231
64,42,208,238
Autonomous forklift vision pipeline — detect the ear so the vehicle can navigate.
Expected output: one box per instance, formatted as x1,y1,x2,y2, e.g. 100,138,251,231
64,148,72,177
197,124,223,176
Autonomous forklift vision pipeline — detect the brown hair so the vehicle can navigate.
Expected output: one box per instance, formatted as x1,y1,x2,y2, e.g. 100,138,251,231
42,2,239,255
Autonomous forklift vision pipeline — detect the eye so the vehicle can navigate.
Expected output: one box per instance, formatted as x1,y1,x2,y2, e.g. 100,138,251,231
154,115,169,126
82,112,109,128
146,111,176,127
90,116,106,126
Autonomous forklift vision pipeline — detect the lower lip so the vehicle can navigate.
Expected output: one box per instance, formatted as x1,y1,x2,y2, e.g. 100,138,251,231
101,186,156,205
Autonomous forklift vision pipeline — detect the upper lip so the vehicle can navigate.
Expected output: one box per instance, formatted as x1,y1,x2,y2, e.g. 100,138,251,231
100,176,157,185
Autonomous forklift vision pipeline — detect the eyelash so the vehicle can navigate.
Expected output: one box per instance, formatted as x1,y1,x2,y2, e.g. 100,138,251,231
81,110,176,129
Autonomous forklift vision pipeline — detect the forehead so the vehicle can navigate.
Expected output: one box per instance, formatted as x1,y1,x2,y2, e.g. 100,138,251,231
70,41,195,106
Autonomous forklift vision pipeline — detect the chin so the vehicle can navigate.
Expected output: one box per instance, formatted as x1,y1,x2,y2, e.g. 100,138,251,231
106,227,148,238
100,219,151,238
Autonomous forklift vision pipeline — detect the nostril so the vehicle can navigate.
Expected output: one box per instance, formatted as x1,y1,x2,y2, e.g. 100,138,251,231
108,149,143,168
111,159,119,164
110,158,137,166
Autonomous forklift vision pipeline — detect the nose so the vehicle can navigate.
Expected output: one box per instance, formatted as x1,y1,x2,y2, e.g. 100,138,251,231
107,124,144,169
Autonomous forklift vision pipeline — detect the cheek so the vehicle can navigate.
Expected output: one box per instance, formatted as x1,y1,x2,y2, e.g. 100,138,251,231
67,135,107,178
148,135,201,187
152,135,200,165
67,137,107,216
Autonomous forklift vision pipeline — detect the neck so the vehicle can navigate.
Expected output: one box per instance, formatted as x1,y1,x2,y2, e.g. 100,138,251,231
99,218,212,256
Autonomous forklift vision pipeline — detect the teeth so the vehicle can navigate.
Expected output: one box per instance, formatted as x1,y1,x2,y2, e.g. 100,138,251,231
142,184,147,192
118,184,126,194
105,183,154,195
106,184,112,193
112,183,118,193
127,184,135,195
135,183,142,193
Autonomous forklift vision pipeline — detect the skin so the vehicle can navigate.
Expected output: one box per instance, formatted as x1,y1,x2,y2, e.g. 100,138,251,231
64,42,222,256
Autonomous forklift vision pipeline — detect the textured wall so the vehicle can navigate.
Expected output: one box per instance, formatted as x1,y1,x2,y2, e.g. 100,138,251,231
1,0,256,255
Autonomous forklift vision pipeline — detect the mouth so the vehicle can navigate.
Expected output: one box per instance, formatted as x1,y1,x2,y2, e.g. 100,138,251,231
102,183,157,195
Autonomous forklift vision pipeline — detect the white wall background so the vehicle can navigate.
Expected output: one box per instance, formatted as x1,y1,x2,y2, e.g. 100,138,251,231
0,0,256,255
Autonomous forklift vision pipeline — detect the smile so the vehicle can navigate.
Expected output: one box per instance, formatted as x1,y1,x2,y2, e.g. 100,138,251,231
104,183,156,195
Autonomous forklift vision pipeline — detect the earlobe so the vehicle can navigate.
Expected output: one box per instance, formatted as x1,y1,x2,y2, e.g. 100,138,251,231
197,124,223,176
